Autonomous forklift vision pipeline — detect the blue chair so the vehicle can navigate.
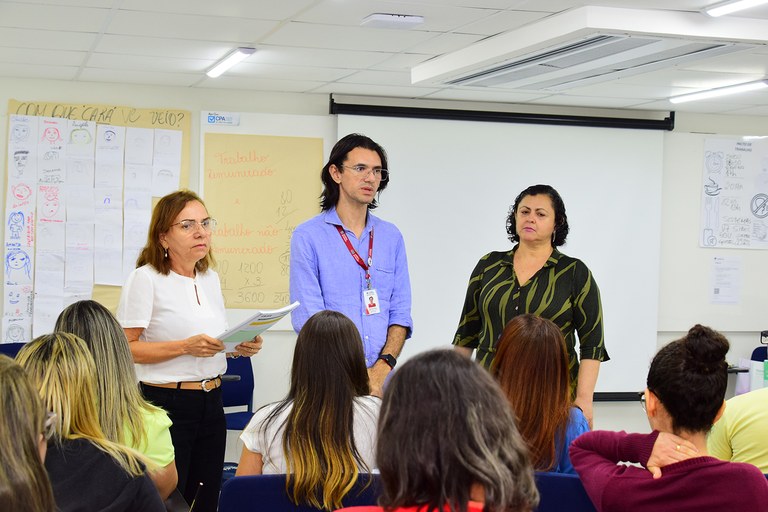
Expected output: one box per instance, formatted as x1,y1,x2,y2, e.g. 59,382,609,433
0,342,25,358
534,471,596,512
751,346,766,362
222,356,255,431
218,473,381,512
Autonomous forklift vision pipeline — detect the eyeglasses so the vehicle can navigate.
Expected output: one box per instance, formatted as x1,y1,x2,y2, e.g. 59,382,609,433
171,218,217,233
637,390,647,412
340,165,389,181
44,411,57,441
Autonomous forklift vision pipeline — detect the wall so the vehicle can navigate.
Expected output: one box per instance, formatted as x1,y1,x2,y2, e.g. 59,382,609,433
2,78,765,440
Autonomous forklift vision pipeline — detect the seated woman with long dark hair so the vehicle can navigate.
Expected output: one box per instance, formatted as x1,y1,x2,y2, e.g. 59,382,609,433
16,333,165,512
339,349,540,512
236,310,380,511
570,325,768,511
492,314,588,474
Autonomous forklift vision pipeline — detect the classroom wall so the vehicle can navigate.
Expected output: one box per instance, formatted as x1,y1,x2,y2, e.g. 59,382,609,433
2,77,764,438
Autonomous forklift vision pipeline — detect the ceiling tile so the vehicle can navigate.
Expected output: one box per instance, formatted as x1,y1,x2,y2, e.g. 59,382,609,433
86,52,212,73
78,68,201,86
0,62,79,80
0,28,99,51
0,47,87,66
253,45,396,69
107,10,278,42
262,21,434,52
0,2,110,32
94,35,235,60
117,0,316,19
198,76,326,93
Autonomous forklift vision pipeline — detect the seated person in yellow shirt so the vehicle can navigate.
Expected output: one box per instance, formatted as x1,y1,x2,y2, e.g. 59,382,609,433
707,387,768,473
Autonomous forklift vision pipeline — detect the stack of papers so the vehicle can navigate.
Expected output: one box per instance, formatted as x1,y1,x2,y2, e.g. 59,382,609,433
217,301,299,349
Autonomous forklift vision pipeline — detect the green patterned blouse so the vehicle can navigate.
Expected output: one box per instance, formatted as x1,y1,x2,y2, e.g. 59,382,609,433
452,246,608,395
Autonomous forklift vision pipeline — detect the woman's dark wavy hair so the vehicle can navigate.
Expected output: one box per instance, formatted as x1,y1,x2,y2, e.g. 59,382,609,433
647,324,729,433
260,310,370,510
506,184,569,247
377,349,539,512
320,133,389,211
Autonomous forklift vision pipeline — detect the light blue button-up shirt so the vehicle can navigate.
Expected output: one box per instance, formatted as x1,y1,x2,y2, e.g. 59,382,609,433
289,207,413,366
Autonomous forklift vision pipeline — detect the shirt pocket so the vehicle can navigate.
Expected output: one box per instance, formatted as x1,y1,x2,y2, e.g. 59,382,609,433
372,266,395,301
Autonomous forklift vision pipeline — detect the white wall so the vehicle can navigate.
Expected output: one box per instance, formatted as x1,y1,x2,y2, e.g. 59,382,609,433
2,77,765,444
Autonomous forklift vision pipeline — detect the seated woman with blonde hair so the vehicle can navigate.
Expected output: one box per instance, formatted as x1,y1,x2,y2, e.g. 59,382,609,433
0,354,56,512
492,314,588,474
55,299,177,499
237,310,380,511
17,333,165,512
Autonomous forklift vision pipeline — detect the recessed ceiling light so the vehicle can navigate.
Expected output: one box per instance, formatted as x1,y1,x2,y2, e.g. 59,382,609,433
669,79,768,103
361,13,424,29
206,47,256,78
703,0,768,17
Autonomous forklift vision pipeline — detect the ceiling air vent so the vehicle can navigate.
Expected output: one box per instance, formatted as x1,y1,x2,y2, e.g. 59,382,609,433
447,34,751,91
412,6,768,92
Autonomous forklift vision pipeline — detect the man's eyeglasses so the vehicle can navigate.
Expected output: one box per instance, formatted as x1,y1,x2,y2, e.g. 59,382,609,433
637,390,647,412
44,411,57,441
340,165,389,181
171,218,217,233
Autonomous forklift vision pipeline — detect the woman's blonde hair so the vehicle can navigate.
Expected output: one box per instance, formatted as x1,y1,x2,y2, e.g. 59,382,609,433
54,299,162,455
0,355,55,512
260,310,371,510
16,332,150,477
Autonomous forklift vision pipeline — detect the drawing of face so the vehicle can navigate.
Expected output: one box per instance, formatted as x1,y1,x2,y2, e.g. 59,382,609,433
42,127,61,143
104,129,117,142
13,151,29,175
6,250,31,276
43,150,59,160
12,184,32,201
5,324,24,342
12,124,30,141
70,128,92,144
157,168,173,178
8,291,20,304
43,198,60,218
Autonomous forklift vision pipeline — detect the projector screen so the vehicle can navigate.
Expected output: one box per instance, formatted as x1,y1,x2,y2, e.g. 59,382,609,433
338,114,664,396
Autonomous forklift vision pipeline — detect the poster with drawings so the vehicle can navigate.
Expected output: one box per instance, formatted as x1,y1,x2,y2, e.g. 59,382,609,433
3,112,184,343
701,137,768,249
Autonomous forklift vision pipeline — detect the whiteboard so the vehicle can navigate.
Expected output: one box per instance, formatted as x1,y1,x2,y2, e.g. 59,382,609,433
339,114,664,394
659,132,768,332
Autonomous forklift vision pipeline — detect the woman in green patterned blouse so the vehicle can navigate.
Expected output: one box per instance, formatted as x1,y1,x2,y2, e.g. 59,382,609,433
453,184,608,427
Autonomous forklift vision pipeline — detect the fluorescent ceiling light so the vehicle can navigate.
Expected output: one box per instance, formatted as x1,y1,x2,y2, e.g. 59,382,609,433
703,0,768,17
669,79,768,103
206,47,256,78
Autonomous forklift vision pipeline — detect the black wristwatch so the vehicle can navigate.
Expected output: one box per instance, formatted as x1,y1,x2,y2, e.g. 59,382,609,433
378,353,397,370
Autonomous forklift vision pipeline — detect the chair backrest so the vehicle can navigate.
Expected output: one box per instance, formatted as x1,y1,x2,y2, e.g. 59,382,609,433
534,471,596,512
222,355,254,409
751,346,767,362
0,342,25,358
218,473,381,512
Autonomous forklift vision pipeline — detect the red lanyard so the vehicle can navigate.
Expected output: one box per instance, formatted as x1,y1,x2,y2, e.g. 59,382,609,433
335,225,374,289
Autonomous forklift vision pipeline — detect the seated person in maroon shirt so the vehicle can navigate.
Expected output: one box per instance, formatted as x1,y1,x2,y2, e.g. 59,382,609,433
570,324,768,512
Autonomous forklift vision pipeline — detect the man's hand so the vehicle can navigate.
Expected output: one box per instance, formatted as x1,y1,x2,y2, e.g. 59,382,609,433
367,360,390,398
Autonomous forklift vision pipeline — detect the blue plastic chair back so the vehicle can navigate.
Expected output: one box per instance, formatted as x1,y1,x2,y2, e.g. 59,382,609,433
534,471,596,512
0,342,25,358
218,473,380,512
222,356,255,431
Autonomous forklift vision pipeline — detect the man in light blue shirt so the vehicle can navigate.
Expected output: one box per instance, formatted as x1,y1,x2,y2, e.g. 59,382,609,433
290,134,413,396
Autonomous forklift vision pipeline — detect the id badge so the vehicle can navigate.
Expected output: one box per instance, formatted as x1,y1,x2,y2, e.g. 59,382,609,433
364,289,380,315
